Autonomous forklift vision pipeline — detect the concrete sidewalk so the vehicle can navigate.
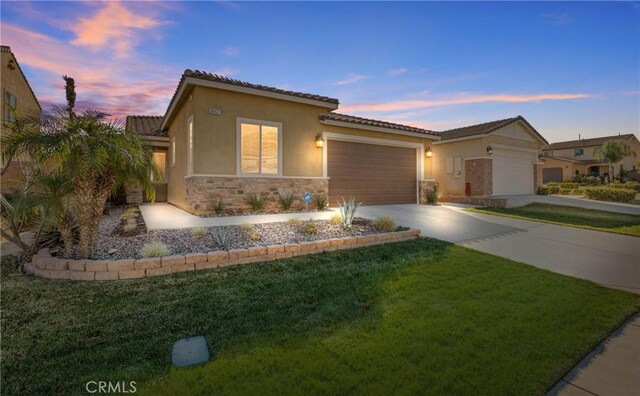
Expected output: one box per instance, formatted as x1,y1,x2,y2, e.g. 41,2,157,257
140,203,337,230
547,314,640,396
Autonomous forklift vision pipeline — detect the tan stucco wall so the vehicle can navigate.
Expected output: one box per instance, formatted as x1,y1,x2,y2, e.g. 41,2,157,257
166,88,193,209
541,158,586,181
544,136,639,178
432,122,546,196
189,85,438,178
1,50,41,193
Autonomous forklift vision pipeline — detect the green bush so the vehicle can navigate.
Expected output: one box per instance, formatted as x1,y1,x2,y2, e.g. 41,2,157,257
544,184,560,194
608,182,640,193
582,187,637,203
536,186,550,195
209,197,226,215
246,193,269,212
212,227,233,249
558,182,581,189
299,220,319,235
425,186,439,205
241,223,261,241
278,190,297,211
315,194,328,211
140,241,169,258
191,227,207,238
330,213,342,225
287,217,301,226
123,218,137,232
374,215,396,232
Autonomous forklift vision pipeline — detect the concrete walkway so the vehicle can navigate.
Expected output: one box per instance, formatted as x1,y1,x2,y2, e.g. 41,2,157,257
139,203,337,230
547,314,640,396
494,194,640,215
357,204,640,293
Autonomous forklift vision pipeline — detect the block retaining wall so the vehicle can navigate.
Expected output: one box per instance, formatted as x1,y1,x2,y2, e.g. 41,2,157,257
24,229,421,281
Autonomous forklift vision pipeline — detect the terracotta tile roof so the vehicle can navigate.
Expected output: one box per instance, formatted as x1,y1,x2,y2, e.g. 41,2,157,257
439,115,548,145
546,134,636,150
549,156,607,165
162,69,340,127
1,45,42,110
319,112,439,136
125,115,167,137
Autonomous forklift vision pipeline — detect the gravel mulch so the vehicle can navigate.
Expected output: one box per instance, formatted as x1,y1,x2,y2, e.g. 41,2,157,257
90,206,401,260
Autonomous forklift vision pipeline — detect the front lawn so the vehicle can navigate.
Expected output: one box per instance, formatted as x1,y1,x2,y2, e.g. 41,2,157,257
2,239,639,395
468,203,640,237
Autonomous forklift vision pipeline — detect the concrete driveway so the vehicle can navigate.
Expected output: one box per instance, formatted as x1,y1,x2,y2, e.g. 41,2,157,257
357,204,640,293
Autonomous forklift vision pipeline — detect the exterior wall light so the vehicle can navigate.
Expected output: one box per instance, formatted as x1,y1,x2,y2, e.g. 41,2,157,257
425,147,433,158
315,133,324,148
486,145,493,155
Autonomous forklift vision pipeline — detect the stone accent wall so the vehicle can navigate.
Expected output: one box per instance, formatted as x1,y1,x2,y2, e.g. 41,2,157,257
418,180,438,204
24,229,421,281
533,164,543,192
125,183,143,205
184,176,329,214
464,159,493,196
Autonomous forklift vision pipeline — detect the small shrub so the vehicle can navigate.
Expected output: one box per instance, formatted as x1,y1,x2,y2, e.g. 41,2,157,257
315,194,328,211
191,227,207,238
558,182,581,189
212,227,233,249
544,183,560,194
374,215,396,232
279,190,297,211
608,182,640,193
120,211,138,221
299,220,318,235
536,185,549,195
124,206,140,214
338,196,361,229
246,193,269,212
122,218,137,232
241,223,261,241
584,176,599,185
582,187,636,203
140,241,169,258
209,197,226,215
287,217,301,226
330,213,342,225
425,186,439,205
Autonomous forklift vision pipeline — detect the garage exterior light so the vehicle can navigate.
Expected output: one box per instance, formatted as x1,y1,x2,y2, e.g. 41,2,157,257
486,145,493,155
315,133,324,148
425,147,433,158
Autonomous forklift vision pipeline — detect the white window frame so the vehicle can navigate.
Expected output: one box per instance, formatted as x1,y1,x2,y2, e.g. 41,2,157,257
4,90,16,123
186,116,193,175
170,137,176,167
236,117,283,176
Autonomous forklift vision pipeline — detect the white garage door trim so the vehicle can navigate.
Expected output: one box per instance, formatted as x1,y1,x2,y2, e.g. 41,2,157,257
322,132,424,203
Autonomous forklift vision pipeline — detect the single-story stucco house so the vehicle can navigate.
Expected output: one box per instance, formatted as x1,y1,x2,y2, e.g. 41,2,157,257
541,134,640,183
127,69,550,213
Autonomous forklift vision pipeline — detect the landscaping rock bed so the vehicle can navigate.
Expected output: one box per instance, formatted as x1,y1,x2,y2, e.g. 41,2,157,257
89,206,402,260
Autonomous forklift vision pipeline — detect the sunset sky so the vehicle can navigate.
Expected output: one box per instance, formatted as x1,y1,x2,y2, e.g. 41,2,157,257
1,1,638,142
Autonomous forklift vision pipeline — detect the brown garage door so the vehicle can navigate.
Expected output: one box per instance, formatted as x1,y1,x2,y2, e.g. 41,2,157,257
543,167,563,184
327,140,417,205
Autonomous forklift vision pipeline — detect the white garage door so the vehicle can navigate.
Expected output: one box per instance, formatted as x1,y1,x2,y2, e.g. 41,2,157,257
492,152,534,195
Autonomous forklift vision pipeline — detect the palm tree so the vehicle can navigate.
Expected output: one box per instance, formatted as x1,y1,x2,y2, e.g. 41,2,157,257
593,141,634,182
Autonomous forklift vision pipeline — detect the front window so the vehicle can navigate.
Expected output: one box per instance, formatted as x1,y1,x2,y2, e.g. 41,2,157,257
170,137,176,166
240,121,280,175
574,148,584,157
543,152,553,158
187,117,193,175
4,91,16,123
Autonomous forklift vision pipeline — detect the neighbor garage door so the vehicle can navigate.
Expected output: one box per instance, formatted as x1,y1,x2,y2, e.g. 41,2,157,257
492,152,534,195
327,140,417,205
543,167,563,184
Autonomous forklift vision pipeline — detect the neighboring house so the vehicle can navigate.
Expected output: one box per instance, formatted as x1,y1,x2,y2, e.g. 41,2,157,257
0,45,41,193
125,115,170,202
135,69,550,213
541,134,640,183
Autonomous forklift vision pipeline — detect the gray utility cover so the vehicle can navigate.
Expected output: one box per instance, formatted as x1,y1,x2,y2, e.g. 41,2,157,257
172,336,210,367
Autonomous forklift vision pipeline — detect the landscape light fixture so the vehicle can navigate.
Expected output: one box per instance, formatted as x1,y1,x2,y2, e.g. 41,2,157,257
486,145,493,155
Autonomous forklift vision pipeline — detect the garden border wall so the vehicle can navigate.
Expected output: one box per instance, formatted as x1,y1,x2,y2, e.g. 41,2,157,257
24,229,421,281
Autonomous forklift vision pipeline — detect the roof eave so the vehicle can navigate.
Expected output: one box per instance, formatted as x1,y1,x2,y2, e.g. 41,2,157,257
320,118,440,140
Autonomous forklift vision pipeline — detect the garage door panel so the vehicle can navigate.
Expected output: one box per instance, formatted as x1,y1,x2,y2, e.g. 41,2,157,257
543,168,563,183
328,140,417,205
492,153,534,195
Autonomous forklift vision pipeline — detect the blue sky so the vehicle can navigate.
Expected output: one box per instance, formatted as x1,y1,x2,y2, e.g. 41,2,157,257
1,1,639,142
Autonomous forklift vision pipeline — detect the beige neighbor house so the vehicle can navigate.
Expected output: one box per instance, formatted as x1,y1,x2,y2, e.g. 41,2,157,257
127,70,550,213
541,134,640,183
0,45,41,193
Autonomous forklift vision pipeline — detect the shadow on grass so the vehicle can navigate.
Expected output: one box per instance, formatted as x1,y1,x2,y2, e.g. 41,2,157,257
0,239,450,395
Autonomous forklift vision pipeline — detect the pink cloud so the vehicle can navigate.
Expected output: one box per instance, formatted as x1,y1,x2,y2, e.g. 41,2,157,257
210,68,240,77
340,92,592,113
1,22,178,117
334,73,367,86
69,1,164,58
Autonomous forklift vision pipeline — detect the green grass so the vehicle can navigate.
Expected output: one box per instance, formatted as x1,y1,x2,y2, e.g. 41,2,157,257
1,240,639,396
468,203,640,237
